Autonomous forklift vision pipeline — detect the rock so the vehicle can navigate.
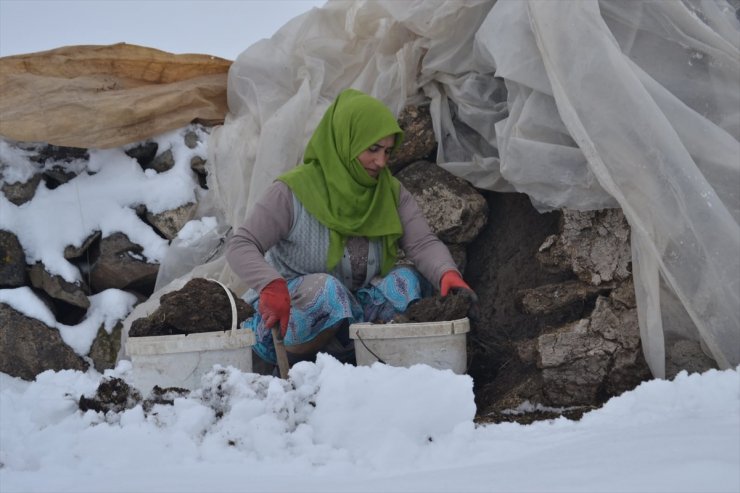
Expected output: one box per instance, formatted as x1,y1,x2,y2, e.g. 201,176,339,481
389,104,436,172
537,209,631,285
191,156,208,188
149,149,175,173
88,322,123,372
89,232,159,293
665,339,718,379
190,155,207,174
396,160,488,244
518,280,613,316
63,231,101,259
2,173,42,205
0,230,27,288
537,294,650,406
29,144,88,164
146,202,197,240
43,165,78,189
28,262,90,309
129,277,254,337
0,303,88,380
184,130,200,149
125,142,158,168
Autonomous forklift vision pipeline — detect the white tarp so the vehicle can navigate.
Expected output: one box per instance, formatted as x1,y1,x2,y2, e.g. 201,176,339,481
137,0,740,378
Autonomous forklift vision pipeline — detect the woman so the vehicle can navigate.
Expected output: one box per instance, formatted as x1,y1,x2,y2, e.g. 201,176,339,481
226,89,474,368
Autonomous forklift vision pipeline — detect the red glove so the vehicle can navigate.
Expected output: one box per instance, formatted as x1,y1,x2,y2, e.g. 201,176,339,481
259,279,291,338
440,270,476,299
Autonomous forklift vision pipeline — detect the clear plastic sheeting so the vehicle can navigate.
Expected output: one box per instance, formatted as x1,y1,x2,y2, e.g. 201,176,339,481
128,0,740,377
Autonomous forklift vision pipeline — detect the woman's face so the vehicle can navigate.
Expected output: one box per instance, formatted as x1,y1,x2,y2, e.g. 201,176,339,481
357,135,395,178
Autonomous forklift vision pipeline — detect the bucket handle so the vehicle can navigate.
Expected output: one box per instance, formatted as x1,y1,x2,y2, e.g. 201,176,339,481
207,279,238,333
355,330,387,364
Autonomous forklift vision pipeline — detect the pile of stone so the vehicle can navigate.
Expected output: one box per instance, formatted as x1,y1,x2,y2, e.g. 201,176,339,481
0,124,212,377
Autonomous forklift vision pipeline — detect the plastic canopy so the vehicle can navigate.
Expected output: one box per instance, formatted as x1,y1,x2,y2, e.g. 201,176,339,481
145,0,740,378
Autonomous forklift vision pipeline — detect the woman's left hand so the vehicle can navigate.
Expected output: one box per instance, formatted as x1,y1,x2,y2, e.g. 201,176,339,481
440,270,478,302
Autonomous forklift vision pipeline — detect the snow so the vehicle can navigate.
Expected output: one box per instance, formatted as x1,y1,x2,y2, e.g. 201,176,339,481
0,356,738,493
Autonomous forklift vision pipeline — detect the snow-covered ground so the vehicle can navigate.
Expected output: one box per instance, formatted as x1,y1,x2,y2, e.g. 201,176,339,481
0,356,738,493
1,129,738,493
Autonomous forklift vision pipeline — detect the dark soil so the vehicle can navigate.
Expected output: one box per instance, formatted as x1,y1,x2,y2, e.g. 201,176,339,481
78,377,190,414
463,192,588,421
129,278,254,337
392,291,474,323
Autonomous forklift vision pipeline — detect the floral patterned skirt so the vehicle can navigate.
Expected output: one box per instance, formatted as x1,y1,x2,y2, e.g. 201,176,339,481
242,266,431,365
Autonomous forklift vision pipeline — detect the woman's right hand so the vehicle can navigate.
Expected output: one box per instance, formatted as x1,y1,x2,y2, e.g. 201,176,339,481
259,279,291,338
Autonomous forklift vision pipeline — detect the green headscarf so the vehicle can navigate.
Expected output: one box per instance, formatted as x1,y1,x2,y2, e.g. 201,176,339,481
278,89,404,275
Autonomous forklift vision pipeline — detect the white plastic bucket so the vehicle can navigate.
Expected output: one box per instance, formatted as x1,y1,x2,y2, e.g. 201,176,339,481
349,317,470,374
125,279,255,394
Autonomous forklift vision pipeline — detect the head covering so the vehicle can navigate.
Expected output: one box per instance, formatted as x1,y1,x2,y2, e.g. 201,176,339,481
278,89,404,275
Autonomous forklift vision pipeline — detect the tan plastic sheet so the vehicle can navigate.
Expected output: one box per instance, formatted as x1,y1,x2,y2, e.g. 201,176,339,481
0,43,231,149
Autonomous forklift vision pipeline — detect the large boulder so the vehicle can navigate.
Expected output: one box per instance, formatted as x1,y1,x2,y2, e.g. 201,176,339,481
28,262,90,309
0,230,27,288
389,104,436,172
89,232,159,293
537,209,631,285
396,160,488,244
146,202,197,240
0,303,88,380
535,286,650,406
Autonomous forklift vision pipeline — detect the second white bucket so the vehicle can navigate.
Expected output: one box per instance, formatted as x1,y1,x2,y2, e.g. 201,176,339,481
349,317,470,374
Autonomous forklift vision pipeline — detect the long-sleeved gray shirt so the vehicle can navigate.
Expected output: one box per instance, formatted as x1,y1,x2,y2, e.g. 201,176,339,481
226,180,458,293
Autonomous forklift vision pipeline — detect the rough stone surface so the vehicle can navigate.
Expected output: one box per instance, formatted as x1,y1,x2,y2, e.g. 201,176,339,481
537,209,632,285
665,339,718,379
396,160,488,244
190,155,207,174
129,278,254,337
29,144,88,164
43,165,78,189
184,130,200,149
89,232,159,293
0,303,88,380
146,202,197,240
89,322,123,372
389,104,436,172
536,292,650,405
519,280,613,316
125,142,158,168
1,173,42,205
28,262,90,309
63,231,101,259
0,230,27,288
149,149,175,173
